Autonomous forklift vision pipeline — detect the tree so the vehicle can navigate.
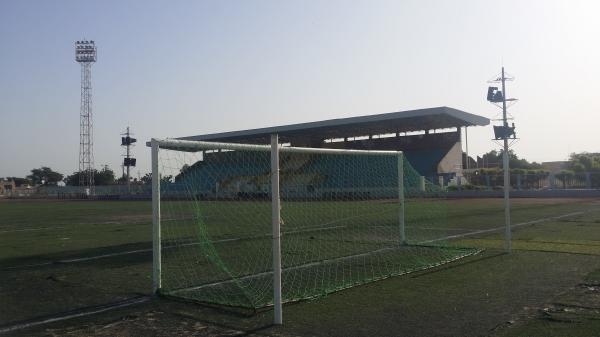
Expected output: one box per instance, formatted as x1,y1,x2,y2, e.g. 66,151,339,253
139,173,172,184
64,172,79,186
64,165,116,186
95,165,115,185
27,167,63,185
480,150,542,170
466,150,548,189
174,164,191,182
141,173,152,184
568,152,600,172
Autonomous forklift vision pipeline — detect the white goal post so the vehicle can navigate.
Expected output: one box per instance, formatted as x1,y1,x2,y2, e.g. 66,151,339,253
149,136,405,325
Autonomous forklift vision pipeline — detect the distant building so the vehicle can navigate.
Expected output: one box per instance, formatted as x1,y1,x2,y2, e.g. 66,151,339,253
541,161,569,174
462,154,477,171
476,155,500,169
0,179,16,196
0,178,34,197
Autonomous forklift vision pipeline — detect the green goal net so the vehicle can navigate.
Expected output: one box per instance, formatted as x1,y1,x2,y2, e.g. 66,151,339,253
153,139,478,310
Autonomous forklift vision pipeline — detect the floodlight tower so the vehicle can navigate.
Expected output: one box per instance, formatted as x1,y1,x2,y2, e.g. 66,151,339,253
487,67,518,253
75,40,97,195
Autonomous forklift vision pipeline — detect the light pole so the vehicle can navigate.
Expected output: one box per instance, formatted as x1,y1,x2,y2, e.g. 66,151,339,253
487,67,518,253
75,40,97,195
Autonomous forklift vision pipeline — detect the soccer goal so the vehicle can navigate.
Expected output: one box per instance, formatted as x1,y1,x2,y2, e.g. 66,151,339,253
150,136,477,324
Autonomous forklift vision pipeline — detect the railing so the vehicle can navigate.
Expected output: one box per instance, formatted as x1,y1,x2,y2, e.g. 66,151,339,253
455,172,600,190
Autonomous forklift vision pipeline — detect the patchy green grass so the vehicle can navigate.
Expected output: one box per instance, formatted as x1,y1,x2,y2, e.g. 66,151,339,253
10,251,600,337
0,200,152,264
1,198,600,337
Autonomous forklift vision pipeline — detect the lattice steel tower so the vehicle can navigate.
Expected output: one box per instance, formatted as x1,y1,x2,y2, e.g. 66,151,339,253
75,40,97,194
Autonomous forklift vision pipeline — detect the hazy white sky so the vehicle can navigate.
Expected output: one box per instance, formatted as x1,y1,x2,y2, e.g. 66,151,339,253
1,0,599,178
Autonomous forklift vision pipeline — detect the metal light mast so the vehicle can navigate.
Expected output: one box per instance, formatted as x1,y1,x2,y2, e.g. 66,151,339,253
487,67,518,253
75,40,97,195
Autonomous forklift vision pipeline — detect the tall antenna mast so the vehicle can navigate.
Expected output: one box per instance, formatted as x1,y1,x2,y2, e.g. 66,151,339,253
487,67,518,253
75,40,97,196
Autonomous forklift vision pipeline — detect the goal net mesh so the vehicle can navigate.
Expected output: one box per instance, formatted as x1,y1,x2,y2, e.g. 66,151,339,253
157,143,477,309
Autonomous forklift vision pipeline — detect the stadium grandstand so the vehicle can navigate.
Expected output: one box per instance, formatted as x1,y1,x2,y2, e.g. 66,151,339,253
174,106,489,194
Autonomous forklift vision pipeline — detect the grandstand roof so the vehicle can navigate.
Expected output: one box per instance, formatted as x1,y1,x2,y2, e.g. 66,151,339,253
179,106,489,144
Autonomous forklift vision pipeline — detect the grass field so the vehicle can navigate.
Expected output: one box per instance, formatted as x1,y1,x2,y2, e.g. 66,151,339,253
1,197,599,336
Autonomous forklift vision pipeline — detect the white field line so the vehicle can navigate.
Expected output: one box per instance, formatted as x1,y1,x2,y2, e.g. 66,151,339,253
181,225,348,246
6,212,382,267
0,227,65,234
53,212,381,265
0,296,150,335
170,242,482,296
6,215,389,269
419,211,587,245
2,224,351,269
418,227,476,232
170,245,404,294
168,211,593,295
66,224,350,263
372,225,474,232
4,209,594,269
59,249,154,263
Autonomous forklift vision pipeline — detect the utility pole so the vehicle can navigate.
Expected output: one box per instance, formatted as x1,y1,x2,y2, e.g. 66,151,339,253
121,127,137,193
500,67,511,253
465,126,469,170
487,66,517,253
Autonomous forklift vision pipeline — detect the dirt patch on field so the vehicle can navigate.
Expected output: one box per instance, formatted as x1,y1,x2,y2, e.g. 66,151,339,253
10,300,288,337
492,268,600,337
43,310,245,337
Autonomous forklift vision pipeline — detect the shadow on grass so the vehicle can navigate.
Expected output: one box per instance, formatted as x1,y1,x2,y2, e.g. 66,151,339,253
0,295,151,334
7,296,278,337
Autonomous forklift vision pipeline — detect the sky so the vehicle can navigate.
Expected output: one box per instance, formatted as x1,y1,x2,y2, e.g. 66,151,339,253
1,0,599,178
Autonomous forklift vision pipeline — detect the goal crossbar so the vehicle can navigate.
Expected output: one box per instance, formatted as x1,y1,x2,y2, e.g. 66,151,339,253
150,138,402,156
